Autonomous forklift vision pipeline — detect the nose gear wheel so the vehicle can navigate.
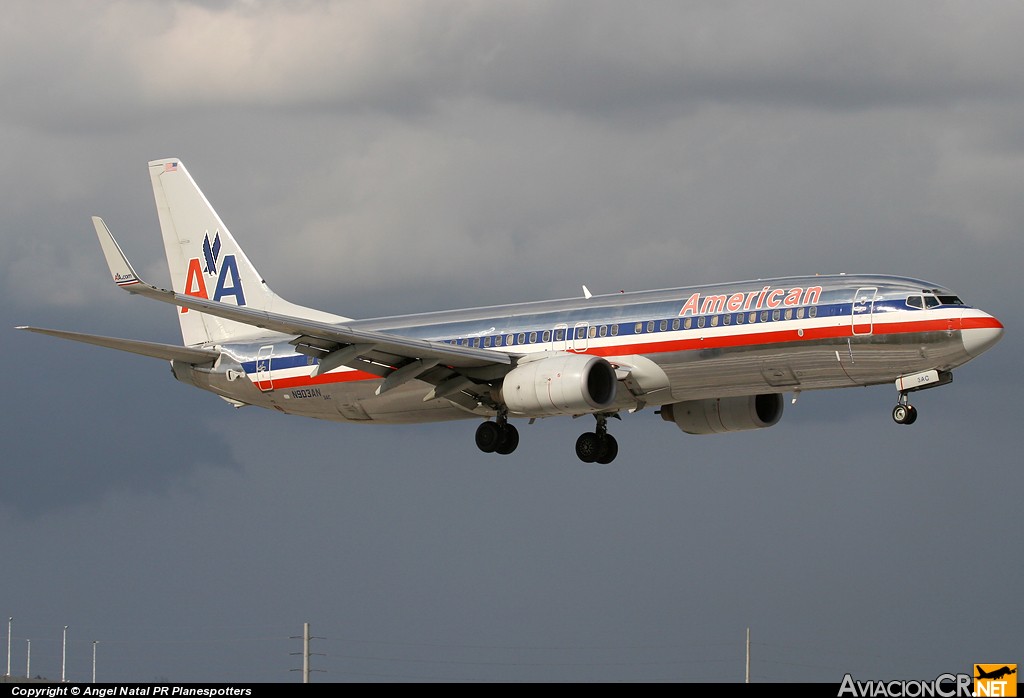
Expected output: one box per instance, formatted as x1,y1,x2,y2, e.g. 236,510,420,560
892,393,918,425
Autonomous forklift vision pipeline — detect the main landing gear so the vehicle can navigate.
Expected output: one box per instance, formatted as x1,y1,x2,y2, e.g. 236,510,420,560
475,414,520,455
473,412,620,463
892,394,918,425
574,414,618,464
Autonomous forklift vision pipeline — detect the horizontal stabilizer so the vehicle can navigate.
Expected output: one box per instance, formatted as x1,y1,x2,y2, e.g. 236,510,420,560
15,326,220,364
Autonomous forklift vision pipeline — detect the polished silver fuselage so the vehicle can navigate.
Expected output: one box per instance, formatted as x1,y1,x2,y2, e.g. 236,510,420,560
171,274,1001,424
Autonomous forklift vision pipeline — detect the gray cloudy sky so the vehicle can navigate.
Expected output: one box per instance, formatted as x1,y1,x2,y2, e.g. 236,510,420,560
2,0,1021,683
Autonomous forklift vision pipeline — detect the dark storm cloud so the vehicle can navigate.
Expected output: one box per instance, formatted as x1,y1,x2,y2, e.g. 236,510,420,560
5,2,1024,129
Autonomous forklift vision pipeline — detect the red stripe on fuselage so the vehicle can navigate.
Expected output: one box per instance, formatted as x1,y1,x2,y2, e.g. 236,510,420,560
585,316,961,358
257,367,382,391
256,315,970,391
960,316,1004,331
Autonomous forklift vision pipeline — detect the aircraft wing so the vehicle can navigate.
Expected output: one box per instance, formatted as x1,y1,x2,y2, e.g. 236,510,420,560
15,326,220,364
92,217,513,381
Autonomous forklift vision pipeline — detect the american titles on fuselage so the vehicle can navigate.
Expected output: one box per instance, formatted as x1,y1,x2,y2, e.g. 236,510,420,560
679,285,822,317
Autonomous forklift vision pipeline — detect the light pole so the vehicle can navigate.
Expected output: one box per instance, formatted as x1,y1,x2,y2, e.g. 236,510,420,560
25,639,30,679
61,625,68,682
6,617,11,677
92,641,97,683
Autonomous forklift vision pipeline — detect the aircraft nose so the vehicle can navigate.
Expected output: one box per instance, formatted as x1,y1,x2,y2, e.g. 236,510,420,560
961,310,1005,358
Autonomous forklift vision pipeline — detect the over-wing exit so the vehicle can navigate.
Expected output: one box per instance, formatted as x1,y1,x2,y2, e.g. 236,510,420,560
17,159,1004,463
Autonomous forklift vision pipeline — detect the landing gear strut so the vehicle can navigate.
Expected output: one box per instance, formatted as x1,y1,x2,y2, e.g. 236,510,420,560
892,393,918,425
891,370,953,425
475,413,520,455
575,414,618,464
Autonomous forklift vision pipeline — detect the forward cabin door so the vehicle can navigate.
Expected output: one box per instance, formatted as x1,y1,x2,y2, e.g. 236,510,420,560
851,287,877,336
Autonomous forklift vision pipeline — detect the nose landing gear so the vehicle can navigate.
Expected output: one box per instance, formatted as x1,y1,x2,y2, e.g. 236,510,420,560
890,369,953,425
892,395,918,425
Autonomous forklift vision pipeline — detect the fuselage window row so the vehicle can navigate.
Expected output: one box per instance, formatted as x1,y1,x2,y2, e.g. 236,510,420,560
444,303,824,347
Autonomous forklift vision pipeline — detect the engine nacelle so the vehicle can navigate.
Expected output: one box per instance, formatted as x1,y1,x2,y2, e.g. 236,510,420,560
661,394,784,434
501,354,617,417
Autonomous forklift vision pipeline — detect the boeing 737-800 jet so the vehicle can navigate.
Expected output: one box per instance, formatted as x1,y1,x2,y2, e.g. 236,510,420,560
17,159,1004,463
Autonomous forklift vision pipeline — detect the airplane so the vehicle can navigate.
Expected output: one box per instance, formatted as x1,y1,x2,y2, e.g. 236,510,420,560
17,158,1005,464
975,666,1017,681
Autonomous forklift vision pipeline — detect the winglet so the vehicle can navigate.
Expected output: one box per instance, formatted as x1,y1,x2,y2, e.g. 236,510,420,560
93,216,144,289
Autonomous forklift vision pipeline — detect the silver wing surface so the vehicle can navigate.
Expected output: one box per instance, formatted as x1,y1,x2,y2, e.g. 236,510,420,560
93,217,514,404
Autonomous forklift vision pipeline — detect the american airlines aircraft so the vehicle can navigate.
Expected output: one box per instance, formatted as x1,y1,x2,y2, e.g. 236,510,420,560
18,158,1004,463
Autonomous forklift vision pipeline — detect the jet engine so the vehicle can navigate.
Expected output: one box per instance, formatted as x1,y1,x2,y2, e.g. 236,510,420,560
661,394,784,434
501,354,617,417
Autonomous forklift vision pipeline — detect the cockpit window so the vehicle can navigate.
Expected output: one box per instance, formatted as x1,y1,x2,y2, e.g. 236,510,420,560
906,296,923,309
916,290,965,308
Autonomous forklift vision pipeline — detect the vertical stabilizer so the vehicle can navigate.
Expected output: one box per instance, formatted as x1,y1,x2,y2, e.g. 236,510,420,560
148,158,347,345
